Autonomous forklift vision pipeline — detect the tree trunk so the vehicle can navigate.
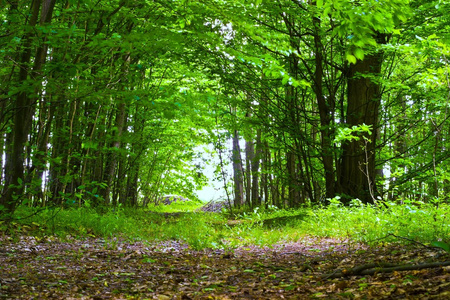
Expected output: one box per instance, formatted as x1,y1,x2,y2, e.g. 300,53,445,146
232,130,244,207
286,151,296,207
339,51,383,204
262,141,270,207
30,96,55,205
313,16,336,200
102,101,127,204
251,129,262,207
244,114,254,206
48,97,68,205
271,150,280,207
1,0,56,215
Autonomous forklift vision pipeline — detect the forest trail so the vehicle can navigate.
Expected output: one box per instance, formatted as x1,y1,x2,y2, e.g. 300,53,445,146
1,235,449,299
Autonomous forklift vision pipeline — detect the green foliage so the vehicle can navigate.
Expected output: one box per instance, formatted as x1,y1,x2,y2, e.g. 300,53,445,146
321,0,410,62
9,198,449,252
431,241,450,253
334,124,373,144
305,199,450,245
1,0,449,213
147,199,204,213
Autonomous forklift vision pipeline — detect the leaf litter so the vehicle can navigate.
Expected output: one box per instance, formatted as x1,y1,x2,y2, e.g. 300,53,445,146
0,235,449,299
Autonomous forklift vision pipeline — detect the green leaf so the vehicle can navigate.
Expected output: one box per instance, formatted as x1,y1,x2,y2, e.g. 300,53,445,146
431,241,450,253
346,54,357,65
354,48,364,60
317,0,323,8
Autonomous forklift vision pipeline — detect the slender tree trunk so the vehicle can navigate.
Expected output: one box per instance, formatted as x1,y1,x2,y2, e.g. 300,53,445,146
313,15,336,200
285,82,301,207
126,168,139,207
286,151,300,207
114,150,127,207
251,129,262,207
232,130,244,207
271,150,279,207
0,133,4,185
388,98,407,200
30,97,55,205
79,100,104,206
102,102,127,204
124,101,144,207
262,141,270,207
48,97,68,205
244,113,254,206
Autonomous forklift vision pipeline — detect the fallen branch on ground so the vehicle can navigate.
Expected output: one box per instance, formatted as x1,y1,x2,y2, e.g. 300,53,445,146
321,260,450,279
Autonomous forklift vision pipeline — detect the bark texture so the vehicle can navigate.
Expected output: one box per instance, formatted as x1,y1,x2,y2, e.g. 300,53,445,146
339,52,383,203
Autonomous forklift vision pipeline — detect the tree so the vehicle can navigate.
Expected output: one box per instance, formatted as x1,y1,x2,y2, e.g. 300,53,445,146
1,0,57,215
1,0,449,217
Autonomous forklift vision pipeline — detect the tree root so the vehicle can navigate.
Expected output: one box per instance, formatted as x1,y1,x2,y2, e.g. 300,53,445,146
321,261,450,279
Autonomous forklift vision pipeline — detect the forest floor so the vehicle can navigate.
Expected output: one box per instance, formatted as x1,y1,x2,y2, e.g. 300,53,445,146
1,234,449,299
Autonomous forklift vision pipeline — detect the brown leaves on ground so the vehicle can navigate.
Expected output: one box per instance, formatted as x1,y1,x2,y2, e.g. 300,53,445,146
0,235,449,299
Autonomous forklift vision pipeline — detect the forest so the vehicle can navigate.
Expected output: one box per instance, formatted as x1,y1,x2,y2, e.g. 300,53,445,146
1,0,450,298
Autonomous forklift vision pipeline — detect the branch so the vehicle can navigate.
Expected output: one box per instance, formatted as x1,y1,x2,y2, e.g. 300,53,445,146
322,261,450,279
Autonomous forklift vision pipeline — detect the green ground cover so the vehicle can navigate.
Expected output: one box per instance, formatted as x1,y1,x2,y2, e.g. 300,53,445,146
4,199,450,251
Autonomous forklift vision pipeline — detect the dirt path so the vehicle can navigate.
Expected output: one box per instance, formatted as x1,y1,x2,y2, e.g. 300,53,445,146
0,235,449,299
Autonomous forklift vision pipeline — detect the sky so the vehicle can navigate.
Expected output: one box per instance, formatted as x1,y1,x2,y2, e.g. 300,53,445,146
193,143,231,202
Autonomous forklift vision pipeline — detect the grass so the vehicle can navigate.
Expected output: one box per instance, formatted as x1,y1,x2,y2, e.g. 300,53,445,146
303,198,450,244
4,198,450,250
146,199,205,213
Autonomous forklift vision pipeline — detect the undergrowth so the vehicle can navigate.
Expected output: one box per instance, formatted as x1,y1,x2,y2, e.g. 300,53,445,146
3,198,450,250
146,200,204,213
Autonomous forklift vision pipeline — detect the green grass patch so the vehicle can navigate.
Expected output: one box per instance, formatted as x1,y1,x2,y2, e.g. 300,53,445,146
5,198,450,250
300,198,450,244
146,199,205,213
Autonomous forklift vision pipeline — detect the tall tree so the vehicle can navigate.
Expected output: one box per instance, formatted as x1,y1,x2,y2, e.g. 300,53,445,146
2,0,57,215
